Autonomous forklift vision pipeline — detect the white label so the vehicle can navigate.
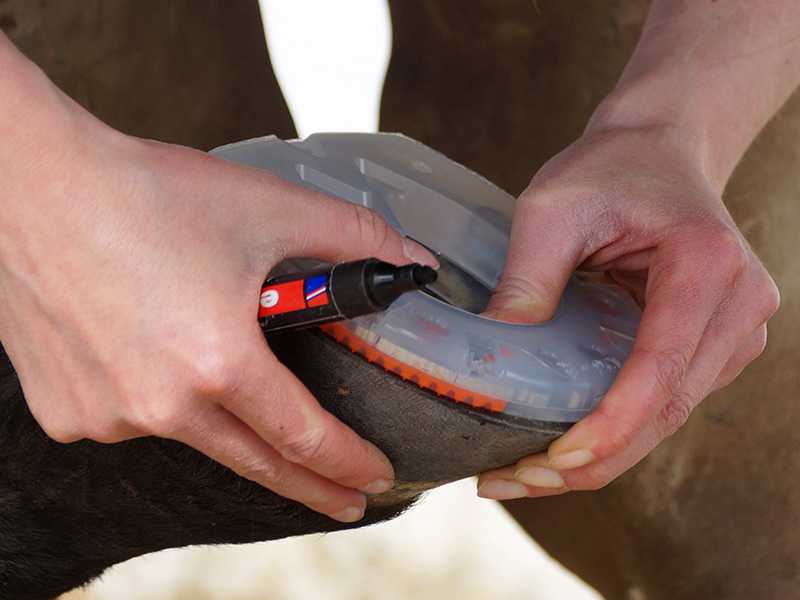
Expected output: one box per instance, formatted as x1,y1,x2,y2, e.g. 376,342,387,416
260,289,280,309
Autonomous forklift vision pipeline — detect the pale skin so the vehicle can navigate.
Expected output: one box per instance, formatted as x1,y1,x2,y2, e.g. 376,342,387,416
479,0,799,500
0,0,797,521
0,33,438,524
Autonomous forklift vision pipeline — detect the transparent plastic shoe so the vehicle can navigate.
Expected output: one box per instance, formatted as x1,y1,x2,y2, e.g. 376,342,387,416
212,133,641,423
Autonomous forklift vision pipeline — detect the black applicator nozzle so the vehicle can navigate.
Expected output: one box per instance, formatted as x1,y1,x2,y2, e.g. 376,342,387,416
412,264,438,286
365,260,438,308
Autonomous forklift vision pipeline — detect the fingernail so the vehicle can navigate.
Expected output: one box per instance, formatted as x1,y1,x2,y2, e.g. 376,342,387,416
548,448,595,470
362,440,395,482
548,425,598,467
483,299,544,324
477,480,529,500
402,238,439,269
514,466,565,489
481,308,501,320
331,505,365,523
361,479,393,495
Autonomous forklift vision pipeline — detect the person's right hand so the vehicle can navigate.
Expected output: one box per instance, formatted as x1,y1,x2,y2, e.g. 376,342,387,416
0,42,436,523
477,124,779,500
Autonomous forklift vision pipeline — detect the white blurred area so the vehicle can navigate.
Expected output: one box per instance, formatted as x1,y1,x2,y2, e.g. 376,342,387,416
63,2,601,598
64,480,598,600
260,0,391,136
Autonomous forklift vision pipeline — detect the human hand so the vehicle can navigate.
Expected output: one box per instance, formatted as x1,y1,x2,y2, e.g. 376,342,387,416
0,60,436,522
477,125,779,500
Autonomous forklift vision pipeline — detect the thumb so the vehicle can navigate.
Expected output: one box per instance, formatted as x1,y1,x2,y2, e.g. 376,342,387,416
278,190,439,269
485,191,589,323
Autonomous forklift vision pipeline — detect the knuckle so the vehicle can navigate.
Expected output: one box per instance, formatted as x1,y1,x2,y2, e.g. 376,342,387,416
749,326,768,361
131,404,178,436
518,182,558,208
625,343,695,440
517,185,568,225
84,417,130,444
581,406,637,460
186,341,240,399
277,427,328,465
574,193,623,246
238,457,287,488
494,274,548,305
41,421,83,444
517,183,619,256
656,390,695,438
22,390,76,443
755,326,768,355
598,422,636,459
708,227,749,280
351,204,390,253
758,273,781,322
578,468,613,492
126,394,186,437
29,398,83,443
647,345,691,401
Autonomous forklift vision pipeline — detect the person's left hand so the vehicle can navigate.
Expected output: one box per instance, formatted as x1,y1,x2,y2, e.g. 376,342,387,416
476,125,780,500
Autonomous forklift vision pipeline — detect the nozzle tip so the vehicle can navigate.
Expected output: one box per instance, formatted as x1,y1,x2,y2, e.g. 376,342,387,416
412,265,438,287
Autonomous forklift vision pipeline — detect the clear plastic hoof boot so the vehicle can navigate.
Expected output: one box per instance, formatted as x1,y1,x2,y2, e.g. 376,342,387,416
212,133,641,424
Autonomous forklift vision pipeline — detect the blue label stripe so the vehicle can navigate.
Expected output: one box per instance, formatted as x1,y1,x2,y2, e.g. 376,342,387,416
304,274,329,301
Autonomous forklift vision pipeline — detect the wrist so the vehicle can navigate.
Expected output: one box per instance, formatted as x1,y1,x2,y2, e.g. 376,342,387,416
0,34,57,134
586,0,800,195
585,70,733,195
0,35,132,256
1,34,116,160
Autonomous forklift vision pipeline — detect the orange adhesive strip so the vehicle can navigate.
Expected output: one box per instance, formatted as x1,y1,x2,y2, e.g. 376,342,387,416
320,322,508,413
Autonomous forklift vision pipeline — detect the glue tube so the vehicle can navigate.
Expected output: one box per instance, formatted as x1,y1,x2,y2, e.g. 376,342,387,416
258,258,437,333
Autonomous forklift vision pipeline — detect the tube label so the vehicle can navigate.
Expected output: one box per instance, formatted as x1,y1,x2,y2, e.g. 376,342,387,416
259,273,331,319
